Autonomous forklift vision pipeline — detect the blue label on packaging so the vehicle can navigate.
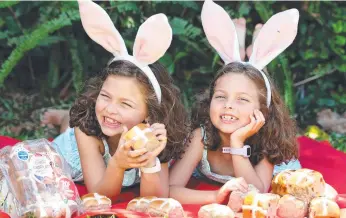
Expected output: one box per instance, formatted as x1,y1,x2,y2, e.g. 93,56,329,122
17,151,28,161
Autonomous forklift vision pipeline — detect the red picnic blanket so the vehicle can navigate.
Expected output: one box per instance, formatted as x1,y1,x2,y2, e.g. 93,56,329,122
1,135,346,216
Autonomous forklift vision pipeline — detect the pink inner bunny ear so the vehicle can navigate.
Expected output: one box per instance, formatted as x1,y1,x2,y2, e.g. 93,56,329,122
201,0,241,64
77,0,127,55
249,9,300,70
133,14,172,65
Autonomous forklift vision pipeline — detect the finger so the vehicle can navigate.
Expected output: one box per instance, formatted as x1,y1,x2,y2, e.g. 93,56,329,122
150,123,165,131
151,142,166,157
237,178,249,191
123,139,135,151
235,183,248,193
119,126,129,145
246,114,257,131
219,185,233,200
258,110,266,122
153,128,167,137
129,159,151,168
253,110,265,131
128,148,148,158
227,178,247,192
134,152,151,163
254,109,265,124
157,135,167,143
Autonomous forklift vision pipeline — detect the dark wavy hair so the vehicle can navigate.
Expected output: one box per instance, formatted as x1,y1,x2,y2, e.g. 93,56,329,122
69,60,190,163
191,62,299,166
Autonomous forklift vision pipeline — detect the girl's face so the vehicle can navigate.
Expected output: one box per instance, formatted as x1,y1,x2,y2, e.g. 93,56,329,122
210,73,261,134
95,75,148,137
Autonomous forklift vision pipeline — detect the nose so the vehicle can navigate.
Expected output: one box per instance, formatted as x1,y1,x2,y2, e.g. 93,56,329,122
224,100,233,109
105,103,118,114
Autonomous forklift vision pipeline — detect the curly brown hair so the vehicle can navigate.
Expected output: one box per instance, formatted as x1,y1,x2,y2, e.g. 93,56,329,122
69,60,190,163
191,62,299,166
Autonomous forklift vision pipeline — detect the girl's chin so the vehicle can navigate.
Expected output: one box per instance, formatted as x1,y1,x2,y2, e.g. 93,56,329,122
101,126,123,137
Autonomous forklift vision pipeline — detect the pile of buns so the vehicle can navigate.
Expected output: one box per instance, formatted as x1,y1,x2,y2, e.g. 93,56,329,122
0,139,82,218
124,124,161,151
198,168,343,218
126,196,185,217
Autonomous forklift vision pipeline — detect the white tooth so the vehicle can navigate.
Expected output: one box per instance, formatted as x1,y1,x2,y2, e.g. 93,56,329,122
106,117,116,123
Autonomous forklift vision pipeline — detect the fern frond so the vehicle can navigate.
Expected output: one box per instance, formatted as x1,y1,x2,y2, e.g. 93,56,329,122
0,30,13,40
0,1,19,8
0,13,74,85
47,46,60,89
171,1,199,11
170,17,188,35
115,2,139,13
69,38,84,93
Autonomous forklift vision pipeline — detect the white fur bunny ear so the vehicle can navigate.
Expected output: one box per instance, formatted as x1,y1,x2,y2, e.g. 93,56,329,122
201,0,241,64
133,14,173,65
249,9,300,70
77,0,128,56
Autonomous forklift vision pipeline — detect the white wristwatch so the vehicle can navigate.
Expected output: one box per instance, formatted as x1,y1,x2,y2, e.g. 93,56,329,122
222,145,251,157
140,157,161,174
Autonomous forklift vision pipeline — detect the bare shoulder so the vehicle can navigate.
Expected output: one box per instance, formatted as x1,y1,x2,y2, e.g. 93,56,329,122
183,128,204,158
74,127,103,152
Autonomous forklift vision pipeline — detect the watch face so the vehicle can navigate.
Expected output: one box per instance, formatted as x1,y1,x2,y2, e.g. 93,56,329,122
246,147,251,156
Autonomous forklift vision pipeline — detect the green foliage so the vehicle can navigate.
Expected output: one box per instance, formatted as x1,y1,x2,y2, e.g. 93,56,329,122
0,1,19,9
330,132,346,152
0,7,80,85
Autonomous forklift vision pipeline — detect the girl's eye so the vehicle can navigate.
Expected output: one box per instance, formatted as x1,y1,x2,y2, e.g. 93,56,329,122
239,97,249,102
122,102,133,108
215,96,225,99
100,94,109,98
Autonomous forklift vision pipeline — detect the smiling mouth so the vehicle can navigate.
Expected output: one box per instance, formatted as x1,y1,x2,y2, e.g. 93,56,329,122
220,114,238,123
103,116,121,128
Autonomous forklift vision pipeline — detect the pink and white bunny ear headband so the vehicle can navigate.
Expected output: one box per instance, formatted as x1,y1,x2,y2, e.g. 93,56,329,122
201,0,299,107
77,0,173,104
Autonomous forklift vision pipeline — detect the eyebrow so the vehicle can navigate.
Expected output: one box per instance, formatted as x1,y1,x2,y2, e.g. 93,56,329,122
214,90,254,98
100,89,137,105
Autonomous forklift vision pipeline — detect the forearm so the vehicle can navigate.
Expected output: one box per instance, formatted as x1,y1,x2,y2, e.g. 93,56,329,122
232,155,265,192
140,172,168,197
140,162,168,197
169,185,217,204
87,162,125,199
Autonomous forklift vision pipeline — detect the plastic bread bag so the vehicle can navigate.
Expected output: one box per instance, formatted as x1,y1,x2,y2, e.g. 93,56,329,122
0,138,83,218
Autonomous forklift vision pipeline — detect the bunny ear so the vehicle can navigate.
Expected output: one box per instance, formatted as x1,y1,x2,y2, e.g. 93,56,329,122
201,0,241,64
249,9,299,70
133,14,173,65
77,0,128,55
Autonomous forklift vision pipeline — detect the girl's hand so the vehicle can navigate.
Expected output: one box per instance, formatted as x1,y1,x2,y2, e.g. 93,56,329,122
144,123,167,167
230,109,265,148
110,126,152,170
214,177,248,204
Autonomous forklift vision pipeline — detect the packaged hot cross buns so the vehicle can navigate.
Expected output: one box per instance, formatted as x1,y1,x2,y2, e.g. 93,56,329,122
271,168,326,202
81,193,112,211
0,139,83,218
124,124,161,151
198,203,235,218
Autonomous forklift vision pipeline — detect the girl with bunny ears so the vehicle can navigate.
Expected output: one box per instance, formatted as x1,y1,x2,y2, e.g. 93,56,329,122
51,0,189,199
170,0,301,204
